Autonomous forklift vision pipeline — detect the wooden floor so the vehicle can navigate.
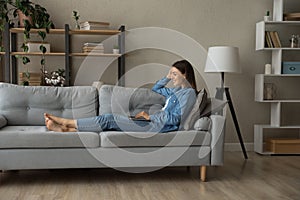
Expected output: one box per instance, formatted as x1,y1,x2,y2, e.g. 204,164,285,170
0,152,299,200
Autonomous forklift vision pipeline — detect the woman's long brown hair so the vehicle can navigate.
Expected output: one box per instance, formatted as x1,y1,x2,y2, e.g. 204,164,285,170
172,60,198,92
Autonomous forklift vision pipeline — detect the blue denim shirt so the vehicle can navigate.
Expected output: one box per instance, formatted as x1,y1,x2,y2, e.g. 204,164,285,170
150,77,196,132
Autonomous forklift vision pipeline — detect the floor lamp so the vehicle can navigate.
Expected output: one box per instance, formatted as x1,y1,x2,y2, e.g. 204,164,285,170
205,46,248,159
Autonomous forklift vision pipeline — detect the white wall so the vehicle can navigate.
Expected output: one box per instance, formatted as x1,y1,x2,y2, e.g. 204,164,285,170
32,0,278,144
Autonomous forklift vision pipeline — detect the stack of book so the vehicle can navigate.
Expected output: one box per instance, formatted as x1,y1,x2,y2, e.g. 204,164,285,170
265,31,282,48
80,21,110,30
19,72,41,86
283,12,300,21
82,42,104,53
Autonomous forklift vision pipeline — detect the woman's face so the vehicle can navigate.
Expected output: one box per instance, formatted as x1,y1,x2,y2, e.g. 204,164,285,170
169,67,186,87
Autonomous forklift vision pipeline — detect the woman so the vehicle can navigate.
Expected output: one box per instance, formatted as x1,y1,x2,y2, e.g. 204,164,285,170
45,60,197,133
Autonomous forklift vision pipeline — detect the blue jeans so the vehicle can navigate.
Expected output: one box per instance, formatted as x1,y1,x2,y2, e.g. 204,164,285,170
77,114,162,133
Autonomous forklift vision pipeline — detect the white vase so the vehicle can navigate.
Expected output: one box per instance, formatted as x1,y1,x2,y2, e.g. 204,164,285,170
264,16,271,21
113,49,120,54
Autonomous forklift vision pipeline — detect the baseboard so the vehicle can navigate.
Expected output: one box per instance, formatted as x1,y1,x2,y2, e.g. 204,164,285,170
224,143,253,152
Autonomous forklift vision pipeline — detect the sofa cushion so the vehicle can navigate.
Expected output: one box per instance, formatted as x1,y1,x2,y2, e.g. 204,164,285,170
0,126,100,148
100,130,211,147
182,88,208,130
0,115,7,129
200,98,227,117
99,85,165,116
194,117,211,131
0,83,98,126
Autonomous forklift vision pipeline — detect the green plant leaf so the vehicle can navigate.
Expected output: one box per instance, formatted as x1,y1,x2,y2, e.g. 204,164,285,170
21,43,29,52
22,56,30,65
38,31,46,40
40,58,45,66
39,45,47,53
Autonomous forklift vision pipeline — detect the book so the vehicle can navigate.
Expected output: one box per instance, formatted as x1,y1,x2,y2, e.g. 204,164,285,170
83,46,104,50
82,42,104,53
80,21,110,26
80,25,110,30
270,31,280,48
80,21,110,30
83,42,104,47
274,31,282,47
83,49,104,53
270,31,281,48
283,12,300,21
265,31,273,48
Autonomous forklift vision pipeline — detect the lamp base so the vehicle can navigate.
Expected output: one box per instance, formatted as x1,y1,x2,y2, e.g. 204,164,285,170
215,87,248,159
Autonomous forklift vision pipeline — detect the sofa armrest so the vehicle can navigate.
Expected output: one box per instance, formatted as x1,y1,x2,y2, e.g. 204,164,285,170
209,114,226,166
0,115,7,129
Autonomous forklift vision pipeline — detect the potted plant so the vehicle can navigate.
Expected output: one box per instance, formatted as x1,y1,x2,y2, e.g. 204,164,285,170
0,0,55,85
72,10,80,29
113,45,119,54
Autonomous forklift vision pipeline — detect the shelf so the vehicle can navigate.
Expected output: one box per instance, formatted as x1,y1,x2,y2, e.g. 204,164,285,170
259,48,300,50
0,52,5,55
11,52,65,56
69,29,121,35
256,124,300,129
256,151,300,155
264,21,300,25
10,52,121,57
10,28,65,34
260,74,300,77
254,124,300,155
10,28,121,35
256,100,300,103
69,53,121,57
255,74,300,102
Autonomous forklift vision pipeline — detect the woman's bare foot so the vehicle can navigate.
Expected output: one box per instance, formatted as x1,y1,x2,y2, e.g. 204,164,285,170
44,113,77,129
44,113,66,125
46,119,66,132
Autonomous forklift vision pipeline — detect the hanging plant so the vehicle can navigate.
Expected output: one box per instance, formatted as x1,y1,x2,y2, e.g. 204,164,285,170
0,0,55,85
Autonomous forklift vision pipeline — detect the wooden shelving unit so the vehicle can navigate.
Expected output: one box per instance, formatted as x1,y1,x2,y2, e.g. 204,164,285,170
3,24,125,86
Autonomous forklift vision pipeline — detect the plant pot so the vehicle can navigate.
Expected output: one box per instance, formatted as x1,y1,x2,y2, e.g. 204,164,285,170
113,49,119,54
17,10,33,27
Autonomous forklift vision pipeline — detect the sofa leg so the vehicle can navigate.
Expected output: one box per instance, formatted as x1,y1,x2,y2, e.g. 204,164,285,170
186,166,190,172
200,166,206,182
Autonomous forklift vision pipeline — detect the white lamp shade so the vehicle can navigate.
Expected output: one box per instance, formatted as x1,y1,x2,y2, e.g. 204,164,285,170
205,46,241,73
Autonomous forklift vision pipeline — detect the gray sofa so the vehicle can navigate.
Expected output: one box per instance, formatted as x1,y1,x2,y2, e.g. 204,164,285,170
0,82,226,181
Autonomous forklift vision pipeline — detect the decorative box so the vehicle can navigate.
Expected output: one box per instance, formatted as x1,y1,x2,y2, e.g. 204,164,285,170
266,138,300,154
282,62,300,74
26,41,50,53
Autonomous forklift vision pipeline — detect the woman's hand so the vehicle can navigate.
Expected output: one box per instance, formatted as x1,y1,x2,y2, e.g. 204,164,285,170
166,69,172,79
135,111,150,120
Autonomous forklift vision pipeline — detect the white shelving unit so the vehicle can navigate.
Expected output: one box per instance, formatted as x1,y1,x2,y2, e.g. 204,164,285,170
254,0,300,155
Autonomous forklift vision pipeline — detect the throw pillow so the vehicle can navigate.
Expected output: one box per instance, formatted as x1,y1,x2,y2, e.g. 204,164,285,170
0,115,7,129
194,117,211,131
200,98,227,117
182,88,208,130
